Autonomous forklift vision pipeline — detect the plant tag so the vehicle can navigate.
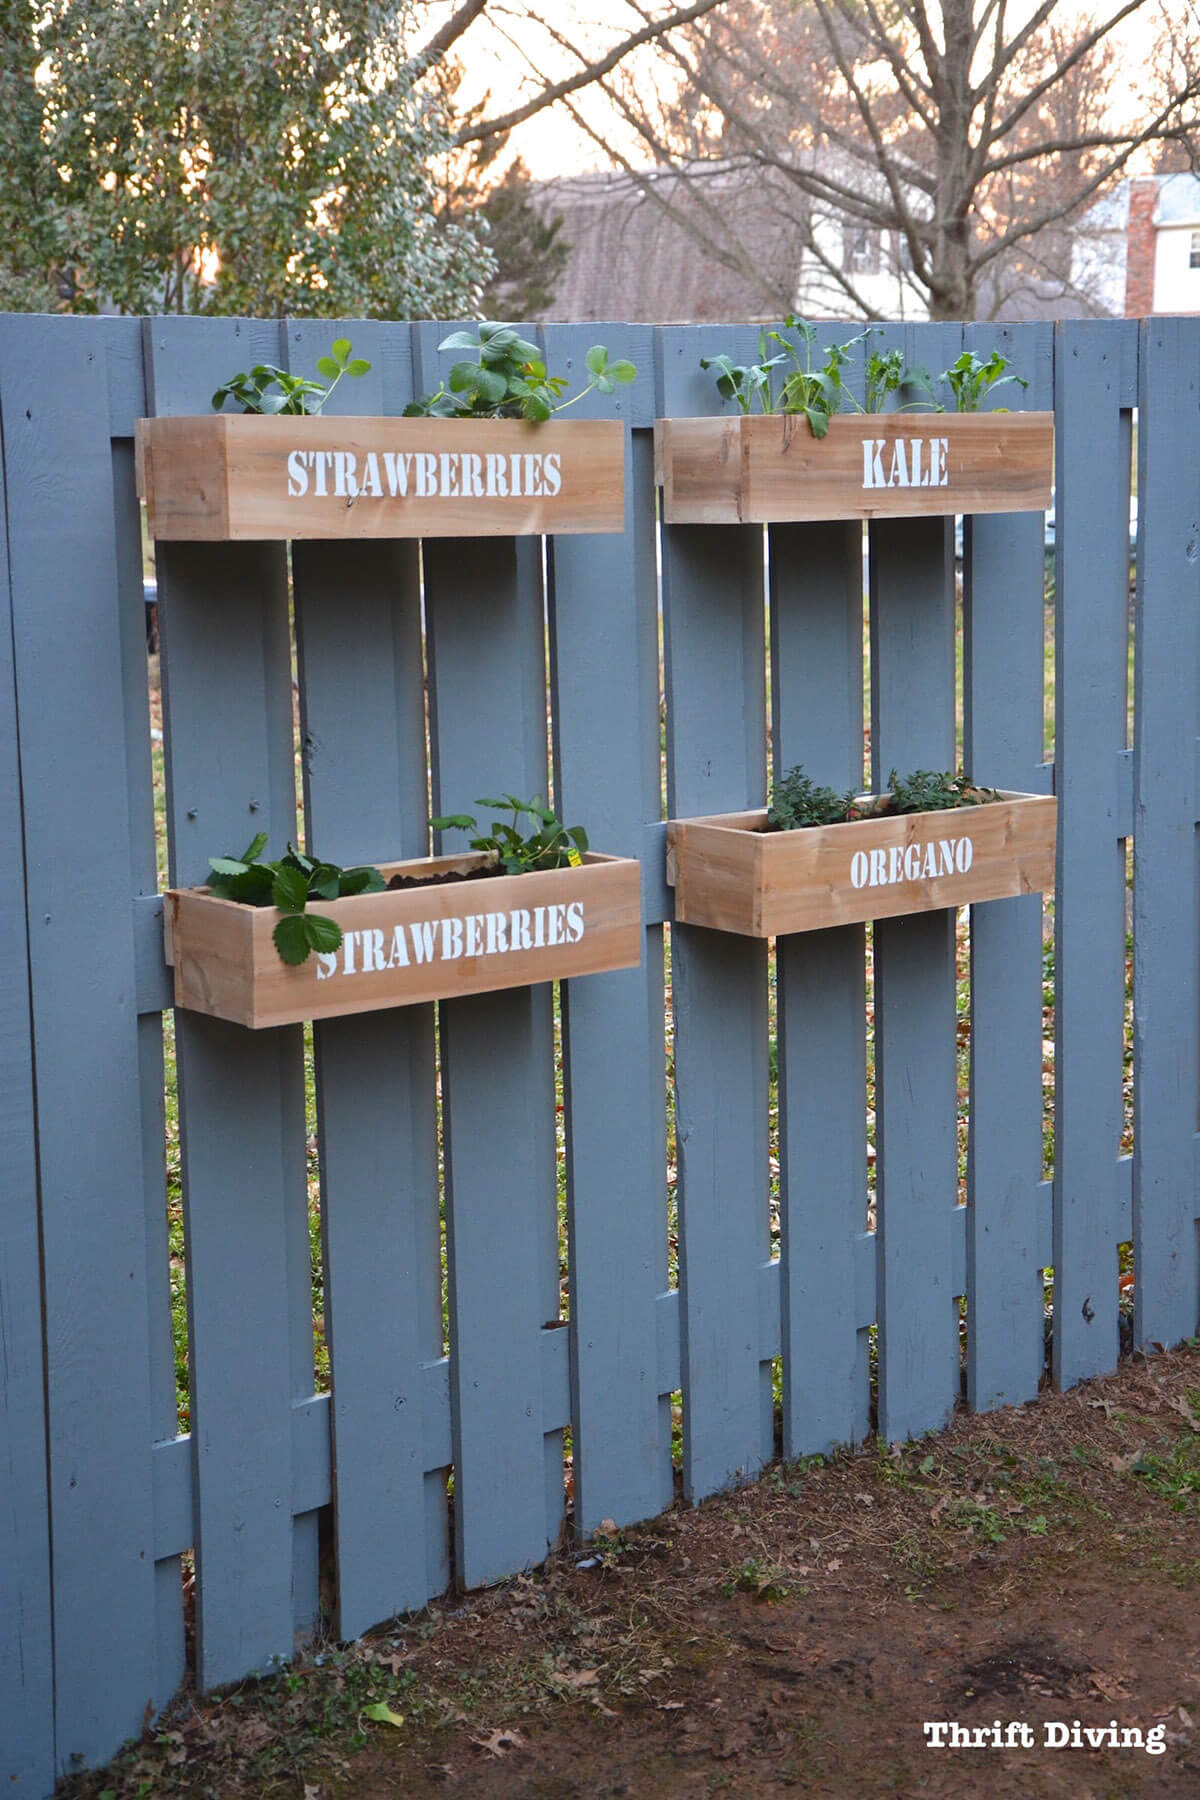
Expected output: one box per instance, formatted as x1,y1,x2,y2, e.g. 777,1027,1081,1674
567,847,583,867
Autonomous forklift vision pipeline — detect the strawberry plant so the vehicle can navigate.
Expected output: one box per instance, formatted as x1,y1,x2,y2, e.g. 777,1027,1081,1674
206,833,385,965
405,322,635,422
430,794,589,873
212,337,371,416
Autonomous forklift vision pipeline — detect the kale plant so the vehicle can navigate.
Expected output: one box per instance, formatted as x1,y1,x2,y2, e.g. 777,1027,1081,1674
206,833,385,965
864,344,938,414
767,765,863,831
430,794,589,873
405,322,635,422
938,350,1027,413
212,337,371,416
884,769,1000,813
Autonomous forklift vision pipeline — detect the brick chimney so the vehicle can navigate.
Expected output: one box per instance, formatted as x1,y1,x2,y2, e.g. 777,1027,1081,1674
1124,177,1159,316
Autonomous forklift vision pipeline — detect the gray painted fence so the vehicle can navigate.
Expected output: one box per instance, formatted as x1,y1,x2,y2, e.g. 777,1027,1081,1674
1,314,1196,1793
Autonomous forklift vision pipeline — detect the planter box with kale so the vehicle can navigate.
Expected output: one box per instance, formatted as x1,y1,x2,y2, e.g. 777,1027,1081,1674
654,412,1053,525
666,788,1056,936
164,849,642,1028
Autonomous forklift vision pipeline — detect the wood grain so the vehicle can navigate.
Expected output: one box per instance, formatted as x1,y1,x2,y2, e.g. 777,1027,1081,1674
667,794,1056,935
137,414,625,539
656,412,1054,523
166,853,642,1027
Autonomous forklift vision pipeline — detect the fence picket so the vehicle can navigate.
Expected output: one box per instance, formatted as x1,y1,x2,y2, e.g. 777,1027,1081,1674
771,517,872,1453
0,315,159,1768
290,319,448,1630
543,323,673,1532
1053,318,1137,1385
417,317,564,1586
1133,318,1200,1349
962,320,1054,1410
147,317,320,1680
658,325,772,1500
0,342,53,1797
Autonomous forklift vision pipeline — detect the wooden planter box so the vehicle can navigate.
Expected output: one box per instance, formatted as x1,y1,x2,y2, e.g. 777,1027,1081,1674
135,415,625,540
666,793,1056,935
164,851,642,1027
655,413,1053,524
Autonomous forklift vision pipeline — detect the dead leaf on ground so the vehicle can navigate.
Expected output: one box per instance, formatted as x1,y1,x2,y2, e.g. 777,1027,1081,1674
472,1727,527,1757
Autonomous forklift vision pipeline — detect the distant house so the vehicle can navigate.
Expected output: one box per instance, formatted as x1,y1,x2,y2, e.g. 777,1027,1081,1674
531,161,922,324
1122,174,1200,314
533,159,1137,325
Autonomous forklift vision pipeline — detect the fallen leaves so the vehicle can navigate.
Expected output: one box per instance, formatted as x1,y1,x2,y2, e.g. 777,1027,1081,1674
472,1726,527,1758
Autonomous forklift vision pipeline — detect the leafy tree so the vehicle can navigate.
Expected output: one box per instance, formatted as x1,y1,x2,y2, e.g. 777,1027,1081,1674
471,161,572,320
0,0,721,318
8,0,490,316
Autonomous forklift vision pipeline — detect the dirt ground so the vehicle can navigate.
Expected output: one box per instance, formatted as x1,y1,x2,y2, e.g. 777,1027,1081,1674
68,1341,1200,1800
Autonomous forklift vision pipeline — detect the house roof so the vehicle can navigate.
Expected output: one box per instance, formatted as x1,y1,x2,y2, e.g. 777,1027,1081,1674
530,164,805,324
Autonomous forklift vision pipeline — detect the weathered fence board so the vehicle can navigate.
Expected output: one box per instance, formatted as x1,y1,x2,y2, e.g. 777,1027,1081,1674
869,320,963,1443
771,517,873,1455
1133,317,1200,1349
149,318,320,1681
544,323,674,1533
1,315,160,1772
0,354,54,1799
419,317,564,1586
1053,318,1137,1386
292,319,448,1631
659,325,772,1500
962,319,1054,1411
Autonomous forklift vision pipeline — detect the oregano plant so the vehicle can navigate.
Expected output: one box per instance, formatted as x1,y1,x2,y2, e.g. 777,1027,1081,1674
206,833,385,965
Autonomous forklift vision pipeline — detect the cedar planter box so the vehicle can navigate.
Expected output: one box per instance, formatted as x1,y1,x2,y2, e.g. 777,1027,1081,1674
654,413,1053,524
135,415,625,540
666,793,1056,935
164,851,642,1027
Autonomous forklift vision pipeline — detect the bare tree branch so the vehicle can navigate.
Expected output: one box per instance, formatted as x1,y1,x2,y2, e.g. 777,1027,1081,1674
452,0,730,147
410,0,492,69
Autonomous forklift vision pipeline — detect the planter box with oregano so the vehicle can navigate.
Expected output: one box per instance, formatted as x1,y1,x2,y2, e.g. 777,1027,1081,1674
666,765,1055,936
165,797,641,1028
655,320,1052,524
137,326,635,541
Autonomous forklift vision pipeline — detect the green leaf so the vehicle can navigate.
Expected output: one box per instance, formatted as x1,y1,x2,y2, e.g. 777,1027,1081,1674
308,864,341,900
209,856,250,877
240,831,269,863
521,394,552,422
272,912,311,964
473,366,509,405
362,1702,405,1727
315,356,340,379
347,359,371,377
430,813,476,832
607,359,636,385
438,329,482,351
337,865,386,896
303,912,343,954
229,867,275,904
271,865,309,913
330,337,351,366
585,344,608,376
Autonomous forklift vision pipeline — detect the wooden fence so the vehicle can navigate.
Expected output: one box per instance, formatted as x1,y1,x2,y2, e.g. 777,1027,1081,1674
1,314,1197,1793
